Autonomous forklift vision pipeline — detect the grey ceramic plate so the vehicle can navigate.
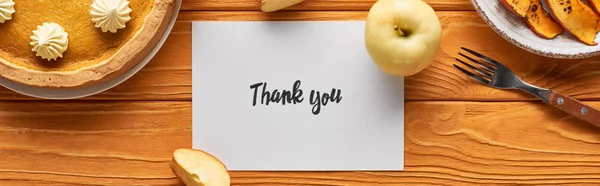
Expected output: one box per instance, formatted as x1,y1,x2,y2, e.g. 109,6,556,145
471,0,600,59
0,0,182,99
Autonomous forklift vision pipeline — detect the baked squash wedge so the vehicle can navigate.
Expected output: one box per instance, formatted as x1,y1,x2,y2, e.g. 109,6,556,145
524,0,564,38
500,0,564,39
500,0,531,17
588,0,600,15
545,0,600,45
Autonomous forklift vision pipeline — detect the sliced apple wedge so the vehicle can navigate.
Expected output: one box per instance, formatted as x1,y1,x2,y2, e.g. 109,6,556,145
261,0,304,12
523,0,564,38
500,0,532,17
170,148,230,186
545,0,600,45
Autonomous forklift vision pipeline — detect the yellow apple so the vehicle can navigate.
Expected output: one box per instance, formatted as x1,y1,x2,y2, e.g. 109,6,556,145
170,148,230,186
365,0,442,76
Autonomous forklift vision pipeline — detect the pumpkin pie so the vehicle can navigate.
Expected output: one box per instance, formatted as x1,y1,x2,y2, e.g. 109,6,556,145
0,0,175,88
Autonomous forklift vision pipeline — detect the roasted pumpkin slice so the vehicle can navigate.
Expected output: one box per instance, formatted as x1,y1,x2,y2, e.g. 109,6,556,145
589,0,600,15
546,0,600,45
501,0,564,39
500,0,531,17
524,0,564,38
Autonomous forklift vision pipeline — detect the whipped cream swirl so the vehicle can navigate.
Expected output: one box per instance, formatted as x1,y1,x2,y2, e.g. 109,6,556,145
0,0,15,23
30,22,69,61
90,0,132,33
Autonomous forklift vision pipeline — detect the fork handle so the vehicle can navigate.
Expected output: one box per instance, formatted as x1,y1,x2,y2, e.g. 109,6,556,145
547,91,600,127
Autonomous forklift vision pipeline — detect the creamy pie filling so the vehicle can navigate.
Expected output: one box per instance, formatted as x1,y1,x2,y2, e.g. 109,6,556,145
0,0,153,71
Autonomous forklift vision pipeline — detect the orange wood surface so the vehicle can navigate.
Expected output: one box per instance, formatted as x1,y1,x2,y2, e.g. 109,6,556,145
180,0,473,11
2,1,600,185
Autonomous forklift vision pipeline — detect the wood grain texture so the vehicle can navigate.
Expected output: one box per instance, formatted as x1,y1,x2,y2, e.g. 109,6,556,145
6,11,600,101
181,11,600,101
2,101,600,185
9,11,590,101
233,101,600,185
0,101,190,185
4,1,600,185
180,0,474,11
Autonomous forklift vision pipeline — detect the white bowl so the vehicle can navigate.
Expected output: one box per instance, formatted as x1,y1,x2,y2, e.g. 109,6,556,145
471,0,600,59
0,0,182,100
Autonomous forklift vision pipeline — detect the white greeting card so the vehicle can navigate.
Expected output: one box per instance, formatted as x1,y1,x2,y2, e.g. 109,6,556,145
192,21,404,171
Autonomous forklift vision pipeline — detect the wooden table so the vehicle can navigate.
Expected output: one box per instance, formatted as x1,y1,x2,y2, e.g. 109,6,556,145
3,0,600,185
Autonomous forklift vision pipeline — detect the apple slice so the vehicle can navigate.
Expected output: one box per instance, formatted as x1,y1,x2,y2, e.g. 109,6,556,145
261,0,304,12
523,0,564,38
545,0,600,45
170,148,230,186
500,0,532,17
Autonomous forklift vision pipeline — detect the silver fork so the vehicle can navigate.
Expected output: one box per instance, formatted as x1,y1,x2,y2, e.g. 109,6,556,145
453,47,600,127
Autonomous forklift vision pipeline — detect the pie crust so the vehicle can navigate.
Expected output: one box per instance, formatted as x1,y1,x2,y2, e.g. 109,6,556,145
0,0,175,88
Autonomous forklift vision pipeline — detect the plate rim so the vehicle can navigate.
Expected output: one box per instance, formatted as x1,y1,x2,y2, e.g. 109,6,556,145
470,0,600,59
0,0,183,100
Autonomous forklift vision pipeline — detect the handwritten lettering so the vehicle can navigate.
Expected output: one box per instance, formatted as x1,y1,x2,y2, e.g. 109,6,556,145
309,89,342,115
250,80,304,106
250,80,342,115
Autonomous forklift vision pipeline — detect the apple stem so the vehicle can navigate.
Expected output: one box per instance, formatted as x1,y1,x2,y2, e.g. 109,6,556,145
394,25,405,36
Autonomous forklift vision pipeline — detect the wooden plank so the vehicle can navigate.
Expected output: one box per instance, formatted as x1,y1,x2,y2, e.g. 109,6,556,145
0,101,190,185
180,0,474,11
6,11,600,101
231,101,600,185
177,11,600,101
2,101,600,185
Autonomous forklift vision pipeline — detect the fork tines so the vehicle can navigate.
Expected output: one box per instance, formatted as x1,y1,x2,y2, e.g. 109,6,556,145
452,47,499,85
